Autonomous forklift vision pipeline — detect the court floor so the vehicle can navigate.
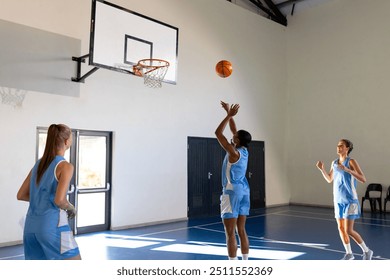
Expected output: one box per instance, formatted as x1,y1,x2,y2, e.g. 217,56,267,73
1,205,389,260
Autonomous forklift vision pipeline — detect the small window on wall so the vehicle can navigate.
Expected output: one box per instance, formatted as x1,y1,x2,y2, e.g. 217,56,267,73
36,127,70,161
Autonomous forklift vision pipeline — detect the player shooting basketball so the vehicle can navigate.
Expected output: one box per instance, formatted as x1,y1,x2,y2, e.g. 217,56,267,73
215,101,252,260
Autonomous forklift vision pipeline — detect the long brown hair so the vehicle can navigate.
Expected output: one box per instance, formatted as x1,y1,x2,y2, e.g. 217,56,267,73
37,124,71,184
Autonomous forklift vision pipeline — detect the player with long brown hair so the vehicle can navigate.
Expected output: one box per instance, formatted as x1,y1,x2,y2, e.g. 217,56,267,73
17,124,81,260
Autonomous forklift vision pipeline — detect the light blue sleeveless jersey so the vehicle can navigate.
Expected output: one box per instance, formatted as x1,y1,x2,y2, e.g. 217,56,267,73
221,147,250,195
24,155,66,232
23,155,79,259
332,157,359,204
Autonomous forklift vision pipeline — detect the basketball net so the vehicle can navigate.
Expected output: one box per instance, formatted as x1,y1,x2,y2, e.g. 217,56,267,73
135,59,170,88
0,87,27,108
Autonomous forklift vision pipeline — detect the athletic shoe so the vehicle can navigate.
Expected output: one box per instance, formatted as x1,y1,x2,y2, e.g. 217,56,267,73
363,249,373,260
341,253,354,260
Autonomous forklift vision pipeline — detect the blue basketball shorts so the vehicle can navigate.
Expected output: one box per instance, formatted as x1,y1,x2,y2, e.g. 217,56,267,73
220,191,250,219
23,211,80,260
334,202,360,220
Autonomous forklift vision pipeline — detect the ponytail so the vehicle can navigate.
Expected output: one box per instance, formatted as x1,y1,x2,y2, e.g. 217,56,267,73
36,124,71,184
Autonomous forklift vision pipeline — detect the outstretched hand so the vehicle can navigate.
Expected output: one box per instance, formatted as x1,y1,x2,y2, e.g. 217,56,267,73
220,101,239,117
228,104,240,117
221,101,229,113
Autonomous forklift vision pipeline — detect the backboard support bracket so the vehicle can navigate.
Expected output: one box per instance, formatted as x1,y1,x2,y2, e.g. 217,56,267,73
71,54,99,83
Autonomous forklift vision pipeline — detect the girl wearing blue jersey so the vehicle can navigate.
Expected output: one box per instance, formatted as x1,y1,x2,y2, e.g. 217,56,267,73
316,139,373,260
215,101,252,260
17,124,81,260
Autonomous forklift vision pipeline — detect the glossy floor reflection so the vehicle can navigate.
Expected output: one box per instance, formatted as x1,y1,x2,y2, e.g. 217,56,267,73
2,205,389,260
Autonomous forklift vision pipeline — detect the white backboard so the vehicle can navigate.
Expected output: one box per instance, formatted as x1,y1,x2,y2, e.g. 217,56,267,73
89,0,179,84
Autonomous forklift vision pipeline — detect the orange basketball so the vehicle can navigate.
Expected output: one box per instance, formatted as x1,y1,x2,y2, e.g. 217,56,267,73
215,60,233,78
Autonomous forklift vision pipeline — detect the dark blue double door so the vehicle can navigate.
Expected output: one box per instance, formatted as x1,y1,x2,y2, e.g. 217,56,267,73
187,137,265,218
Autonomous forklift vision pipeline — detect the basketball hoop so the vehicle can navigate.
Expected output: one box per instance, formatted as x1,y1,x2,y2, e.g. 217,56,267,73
134,59,170,88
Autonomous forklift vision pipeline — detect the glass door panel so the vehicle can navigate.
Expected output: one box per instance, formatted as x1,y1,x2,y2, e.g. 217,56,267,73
77,193,106,227
78,135,106,189
75,132,112,234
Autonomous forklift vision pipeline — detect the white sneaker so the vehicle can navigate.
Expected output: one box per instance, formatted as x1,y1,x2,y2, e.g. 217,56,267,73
341,253,354,260
363,249,373,260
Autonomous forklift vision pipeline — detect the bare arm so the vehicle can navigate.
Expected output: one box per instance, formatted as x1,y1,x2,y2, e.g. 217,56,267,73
17,170,32,202
215,104,240,162
228,117,237,135
316,161,333,183
220,101,237,134
339,159,366,183
54,161,74,210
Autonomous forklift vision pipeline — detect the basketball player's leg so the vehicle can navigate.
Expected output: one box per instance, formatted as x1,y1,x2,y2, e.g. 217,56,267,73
335,204,350,243
221,192,243,259
237,215,249,254
345,218,373,259
336,218,355,260
336,218,350,244
345,218,362,243
223,217,238,258
336,204,358,259
237,193,250,258
342,204,371,252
